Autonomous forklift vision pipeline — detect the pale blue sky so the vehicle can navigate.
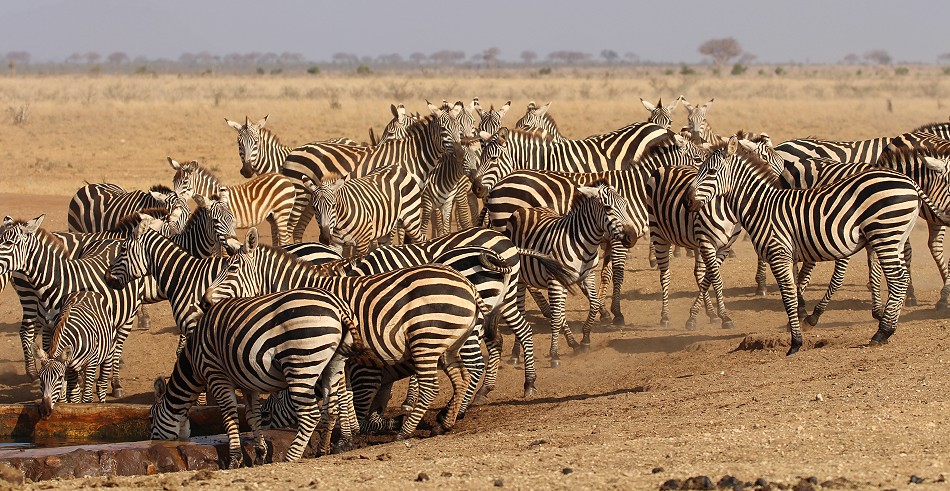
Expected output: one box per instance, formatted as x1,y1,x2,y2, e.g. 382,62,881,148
2,0,947,64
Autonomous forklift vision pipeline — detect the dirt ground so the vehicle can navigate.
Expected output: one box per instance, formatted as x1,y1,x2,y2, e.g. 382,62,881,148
1,191,949,490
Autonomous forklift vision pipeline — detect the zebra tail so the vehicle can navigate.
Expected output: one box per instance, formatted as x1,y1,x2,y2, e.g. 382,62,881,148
918,189,950,226
517,248,581,294
476,206,490,228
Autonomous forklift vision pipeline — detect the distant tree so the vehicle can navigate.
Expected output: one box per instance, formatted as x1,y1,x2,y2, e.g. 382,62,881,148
842,53,861,64
600,49,619,64
278,52,305,65
409,52,427,64
548,50,591,65
107,51,129,64
938,52,950,64
66,52,84,64
6,51,30,65
698,37,742,66
482,47,501,66
738,52,757,64
864,49,892,65
520,50,538,64
623,52,640,64
377,53,404,65
430,50,465,65
84,51,101,64
332,52,359,65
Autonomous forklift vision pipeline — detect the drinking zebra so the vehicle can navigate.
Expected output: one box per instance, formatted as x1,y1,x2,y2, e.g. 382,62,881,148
34,291,115,417
169,158,297,246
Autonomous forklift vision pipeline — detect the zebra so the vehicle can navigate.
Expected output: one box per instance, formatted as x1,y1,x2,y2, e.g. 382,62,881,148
168,158,297,246
680,97,724,144
202,229,491,440
151,286,359,467
67,183,190,234
914,120,950,141
769,128,944,168
504,183,639,366
640,97,680,130
279,102,462,242
33,291,115,418
745,131,950,310
302,164,424,255
647,164,742,330
688,136,938,355
474,98,511,136
477,133,703,324
0,216,143,396
470,120,675,199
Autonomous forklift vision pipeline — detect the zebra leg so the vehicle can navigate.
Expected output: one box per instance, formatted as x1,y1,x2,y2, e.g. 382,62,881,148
401,377,419,412
754,257,769,296
608,240,628,324
207,375,244,468
317,353,350,455
868,252,884,320
266,215,281,247
578,273,600,351
285,380,322,461
81,365,96,403
109,320,135,398
596,245,613,322
499,292,538,397
66,369,82,403
928,224,950,311
435,350,470,434
692,251,718,324
804,258,850,327
528,287,553,318
270,202,295,246
20,320,39,381
290,196,315,243
655,241,674,329
547,280,577,367
768,252,804,355
871,248,911,345
903,240,917,307
473,329,502,406
795,261,817,322
698,243,734,329
647,231,658,269
453,186,474,230
397,358,441,440
95,359,111,403
243,391,267,465
419,185,434,239
137,303,151,330
454,332,486,419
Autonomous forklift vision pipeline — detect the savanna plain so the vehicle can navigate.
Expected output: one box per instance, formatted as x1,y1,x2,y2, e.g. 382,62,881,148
0,67,949,490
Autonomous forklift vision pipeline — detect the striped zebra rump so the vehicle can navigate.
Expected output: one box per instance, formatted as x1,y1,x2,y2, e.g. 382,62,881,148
34,291,115,417
202,232,489,440
153,287,357,466
67,183,187,233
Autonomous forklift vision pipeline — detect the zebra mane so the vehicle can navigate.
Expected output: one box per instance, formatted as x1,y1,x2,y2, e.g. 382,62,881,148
912,121,950,133
318,172,345,185
259,243,321,273
113,208,170,232
149,184,174,194
33,227,70,255
505,127,558,144
187,163,224,186
708,140,781,187
880,143,950,164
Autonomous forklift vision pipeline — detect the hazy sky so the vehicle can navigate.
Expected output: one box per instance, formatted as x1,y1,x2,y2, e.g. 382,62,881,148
2,0,948,64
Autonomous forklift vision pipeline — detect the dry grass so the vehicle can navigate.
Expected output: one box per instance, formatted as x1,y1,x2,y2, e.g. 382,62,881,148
0,67,948,196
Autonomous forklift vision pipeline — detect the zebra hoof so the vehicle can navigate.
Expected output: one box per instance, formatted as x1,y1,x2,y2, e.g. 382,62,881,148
575,342,591,353
507,357,523,367
523,384,537,398
472,393,490,406
612,314,625,325
649,260,658,269
869,330,893,346
804,314,820,327
550,358,560,368
722,320,735,329
685,319,697,331
786,336,803,356
756,289,767,297
137,319,150,331
227,456,244,470
660,319,670,329
871,310,883,321
904,296,918,307
111,388,125,399
936,301,950,312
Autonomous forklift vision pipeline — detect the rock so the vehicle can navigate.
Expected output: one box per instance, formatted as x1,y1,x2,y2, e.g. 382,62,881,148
659,479,681,490
561,467,573,475
652,467,664,474
683,475,714,490
909,475,925,484
440,471,453,478
151,444,187,473
179,444,220,471
189,469,216,481
415,472,429,482
792,477,818,491
493,478,504,487
375,453,392,461
112,448,150,476
717,475,740,488
815,393,823,402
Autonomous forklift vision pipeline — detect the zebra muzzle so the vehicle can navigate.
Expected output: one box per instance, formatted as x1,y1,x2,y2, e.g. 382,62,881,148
39,396,53,419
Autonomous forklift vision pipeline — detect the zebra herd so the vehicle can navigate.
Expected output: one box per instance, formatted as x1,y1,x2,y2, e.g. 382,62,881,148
2,94,950,468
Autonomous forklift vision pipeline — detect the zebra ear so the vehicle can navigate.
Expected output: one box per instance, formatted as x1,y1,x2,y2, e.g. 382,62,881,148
498,101,511,119
702,98,715,109
574,186,600,200
679,96,693,111
3,216,13,226
472,97,483,117
924,156,949,174
153,376,168,399
301,175,318,194
726,136,739,157
426,99,439,114
245,227,260,252
192,194,207,208
478,130,493,142
673,134,689,149
57,346,72,363
24,214,45,234
640,98,657,112
225,118,242,131
253,114,268,130
496,127,509,144
150,190,168,203
737,138,756,152
167,157,182,170
667,96,680,112
536,102,552,116
33,343,49,367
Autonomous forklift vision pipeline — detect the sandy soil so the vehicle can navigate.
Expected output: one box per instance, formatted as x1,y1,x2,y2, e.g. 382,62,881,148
1,190,949,491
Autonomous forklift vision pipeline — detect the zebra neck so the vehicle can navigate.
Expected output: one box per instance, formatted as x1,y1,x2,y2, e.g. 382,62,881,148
258,131,292,174
16,235,88,290
173,209,216,257
141,232,207,291
192,169,225,198
725,166,782,234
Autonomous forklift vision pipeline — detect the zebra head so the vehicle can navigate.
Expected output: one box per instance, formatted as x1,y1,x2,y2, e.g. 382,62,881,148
427,100,465,163
33,343,70,419
641,97,679,130
737,131,784,175
0,215,44,275
204,227,263,308
226,115,269,178
577,183,640,248
474,99,511,136
150,376,192,441
106,219,157,289
472,127,512,198
168,157,199,199
379,104,419,143
680,97,715,143
208,188,239,254
689,136,739,212
673,133,711,165
303,175,344,248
